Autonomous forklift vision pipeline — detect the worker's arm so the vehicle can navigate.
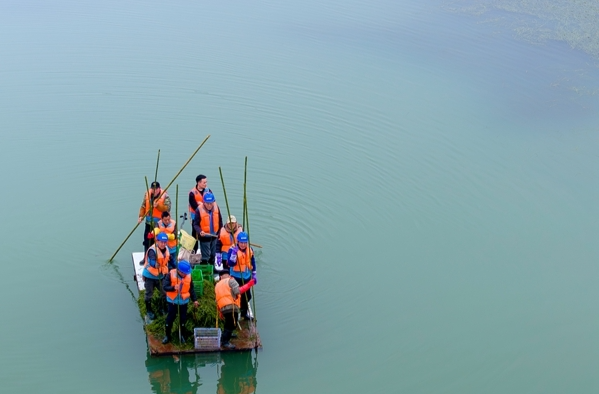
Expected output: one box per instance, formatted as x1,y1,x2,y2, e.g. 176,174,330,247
229,278,240,299
146,249,157,268
239,279,255,294
192,210,202,235
162,273,174,291
250,250,256,271
138,196,147,219
227,247,239,266
188,191,198,212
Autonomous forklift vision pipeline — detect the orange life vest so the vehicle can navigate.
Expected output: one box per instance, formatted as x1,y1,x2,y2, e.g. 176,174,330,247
198,203,220,234
144,245,169,277
215,278,240,310
188,187,208,214
231,246,253,274
219,226,241,252
144,191,168,221
157,220,177,249
165,269,191,303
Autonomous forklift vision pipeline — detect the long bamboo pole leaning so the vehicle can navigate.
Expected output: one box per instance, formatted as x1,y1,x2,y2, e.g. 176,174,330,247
109,135,211,262
238,158,250,317
245,194,258,325
176,184,183,347
242,157,259,345
218,167,236,247
244,182,259,349
154,149,160,185
218,166,237,330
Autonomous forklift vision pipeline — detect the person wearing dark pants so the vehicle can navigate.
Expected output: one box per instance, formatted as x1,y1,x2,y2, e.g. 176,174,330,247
188,174,212,252
162,261,198,344
192,192,223,266
227,231,257,320
215,270,255,349
142,232,170,321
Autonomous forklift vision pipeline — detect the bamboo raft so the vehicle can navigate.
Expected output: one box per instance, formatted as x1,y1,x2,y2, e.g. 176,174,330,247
132,252,262,356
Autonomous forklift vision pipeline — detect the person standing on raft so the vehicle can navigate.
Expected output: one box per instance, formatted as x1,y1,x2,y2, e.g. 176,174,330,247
142,232,170,321
216,270,255,349
138,181,171,252
215,215,242,271
227,231,257,320
161,260,198,344
192,191,222,266
188,174,212,252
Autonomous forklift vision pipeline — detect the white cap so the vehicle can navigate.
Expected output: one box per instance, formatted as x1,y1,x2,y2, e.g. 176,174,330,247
226,215,237,224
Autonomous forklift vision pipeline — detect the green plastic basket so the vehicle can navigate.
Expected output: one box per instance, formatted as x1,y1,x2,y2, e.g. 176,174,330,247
193,265,214,283
191,268,203,282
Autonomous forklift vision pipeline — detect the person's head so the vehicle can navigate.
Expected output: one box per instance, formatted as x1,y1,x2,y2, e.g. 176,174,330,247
203,192,215,209
178,260,191,277
196,174,207,190
150,181,161,197
226,215,237,231
237,231,248,250
161,211,171,225
156,232,168,248
219,270,230,279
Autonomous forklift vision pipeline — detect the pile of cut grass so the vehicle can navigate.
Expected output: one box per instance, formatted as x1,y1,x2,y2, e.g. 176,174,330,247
137,279,220,349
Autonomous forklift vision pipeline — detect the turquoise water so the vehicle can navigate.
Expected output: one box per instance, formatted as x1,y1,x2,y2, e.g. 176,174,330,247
1,0,599,392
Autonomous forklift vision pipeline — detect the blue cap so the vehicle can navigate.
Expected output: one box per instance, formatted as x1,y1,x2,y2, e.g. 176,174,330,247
203,192,215,203
156,232,168,242
237,231,248,243
178,260,191,275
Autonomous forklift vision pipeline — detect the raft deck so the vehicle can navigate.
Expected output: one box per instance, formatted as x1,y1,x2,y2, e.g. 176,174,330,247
132,252,262,355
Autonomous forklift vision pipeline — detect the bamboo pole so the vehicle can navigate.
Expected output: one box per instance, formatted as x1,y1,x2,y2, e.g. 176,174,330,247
242,157,247,229
154,149,161,185
218,167,236,248
217,166,237,331
242,157,259,346
245,191,259,345
175,184,179,268
109,135,211,262
176,184,183,347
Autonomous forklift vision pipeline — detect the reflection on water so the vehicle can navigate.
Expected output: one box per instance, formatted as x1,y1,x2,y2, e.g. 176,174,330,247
145,351,258,394
146,353,202,394
216,352,258,394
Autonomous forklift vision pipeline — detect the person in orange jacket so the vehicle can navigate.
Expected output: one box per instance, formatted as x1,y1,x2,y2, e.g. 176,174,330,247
161,261,198,344
227,232,257,320
138,181,171,252
188,174,212,252
215,270,255,349
157,211,178,270
192,192,223,266
215,215,242,271
142,232,170,321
